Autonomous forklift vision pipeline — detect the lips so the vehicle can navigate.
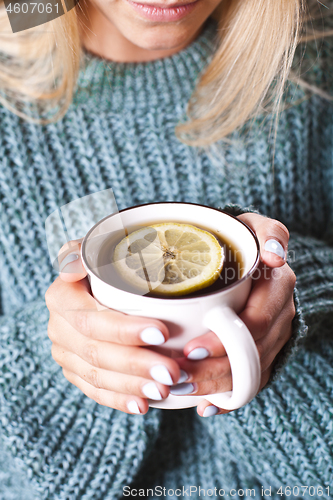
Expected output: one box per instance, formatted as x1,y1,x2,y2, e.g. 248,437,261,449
125,0,199,21
137,1,196,6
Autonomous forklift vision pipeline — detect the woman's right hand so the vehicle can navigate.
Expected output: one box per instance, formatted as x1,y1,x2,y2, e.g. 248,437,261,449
45,240,182,415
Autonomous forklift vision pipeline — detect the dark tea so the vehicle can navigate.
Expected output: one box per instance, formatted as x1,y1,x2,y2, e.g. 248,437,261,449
96,222,245,299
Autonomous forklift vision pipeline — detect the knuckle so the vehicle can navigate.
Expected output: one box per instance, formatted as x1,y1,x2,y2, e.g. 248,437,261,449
255,340,265,362
44,288,51,308
75,310,92,337
269,219,290,239
284,266,296,294
260,357,270,373
112,319,129,345
124,377,137,396
91,387,104,406
87,368,101,389
203,378,220,395
258,311,273,337
111,320,123,343
112,392,127,412
45,286,55,310
83,341,100,368
288,268,297,287
51,344,61,364
47,315,60,344
126,351,142,375
205,360,222,381
212,378,221,394
62,367,72,383
47,322,55,343
205,366,216,382
289,300,296,321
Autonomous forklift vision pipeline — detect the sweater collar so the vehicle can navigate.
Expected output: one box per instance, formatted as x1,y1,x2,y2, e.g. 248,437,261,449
73,18,218,111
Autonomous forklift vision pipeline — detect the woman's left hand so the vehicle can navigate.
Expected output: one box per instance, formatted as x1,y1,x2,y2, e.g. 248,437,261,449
174,213,297,418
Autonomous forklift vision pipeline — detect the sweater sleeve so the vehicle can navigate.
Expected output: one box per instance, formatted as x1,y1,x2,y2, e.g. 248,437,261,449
219,203,333,386
0,298,163,499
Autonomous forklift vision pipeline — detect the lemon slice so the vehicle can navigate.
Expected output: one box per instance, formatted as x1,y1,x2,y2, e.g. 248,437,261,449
113,223,224,297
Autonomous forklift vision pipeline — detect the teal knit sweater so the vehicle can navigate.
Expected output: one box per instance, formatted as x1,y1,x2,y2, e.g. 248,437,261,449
1,18,333,500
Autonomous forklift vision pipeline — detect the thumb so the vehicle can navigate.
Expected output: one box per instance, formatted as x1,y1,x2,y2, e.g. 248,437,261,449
58,239,87,282
237,213,289,268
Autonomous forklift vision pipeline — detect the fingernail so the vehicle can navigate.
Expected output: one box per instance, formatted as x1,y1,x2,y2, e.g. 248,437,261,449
178,370,189,384
203,405,219,417
140,327,165,345
187,347,209,360
127,400,141,414
150,365,173,386
264,239,285,260
59,253,79,272
170,383,195,395
142,382,163,400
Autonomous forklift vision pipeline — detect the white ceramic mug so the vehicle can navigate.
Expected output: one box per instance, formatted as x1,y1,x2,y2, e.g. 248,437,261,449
81,202,261,411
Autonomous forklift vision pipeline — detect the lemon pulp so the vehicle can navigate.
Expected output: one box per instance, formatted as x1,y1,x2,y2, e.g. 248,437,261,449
112,222,224,297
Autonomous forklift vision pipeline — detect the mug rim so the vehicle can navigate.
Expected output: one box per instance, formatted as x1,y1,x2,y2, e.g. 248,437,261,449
81,201,260,302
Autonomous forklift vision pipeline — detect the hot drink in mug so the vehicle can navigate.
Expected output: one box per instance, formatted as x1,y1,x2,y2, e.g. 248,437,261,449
81,202,261,410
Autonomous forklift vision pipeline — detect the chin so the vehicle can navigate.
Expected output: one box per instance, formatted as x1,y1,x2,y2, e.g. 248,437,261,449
130,24,195,50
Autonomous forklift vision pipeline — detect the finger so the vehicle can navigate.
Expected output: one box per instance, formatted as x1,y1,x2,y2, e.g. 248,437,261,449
196,400,231,417
183,331,227,359
195,302,295,417
239,264,294,343
50,316,180,384
174,355,230,384
57,239,87,282
62,368,149,415
169,367,232,398
257,304,294,373
196,361,274,417
177,302,293,397
237,213,289,267
54,347,170,400
45,278,169,346
196,364,272,416
183,265,292,360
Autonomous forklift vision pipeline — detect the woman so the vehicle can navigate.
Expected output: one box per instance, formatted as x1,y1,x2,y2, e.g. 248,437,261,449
0,0,332,498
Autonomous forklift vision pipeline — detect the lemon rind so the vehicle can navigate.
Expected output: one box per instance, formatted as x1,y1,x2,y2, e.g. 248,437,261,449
113,223,224,296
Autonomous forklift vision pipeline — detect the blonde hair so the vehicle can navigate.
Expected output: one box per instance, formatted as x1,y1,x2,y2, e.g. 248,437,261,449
0,1,80,121
0,0,304,145
288,0,333,103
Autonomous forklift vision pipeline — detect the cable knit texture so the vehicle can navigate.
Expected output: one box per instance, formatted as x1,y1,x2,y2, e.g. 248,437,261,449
0,18,333,500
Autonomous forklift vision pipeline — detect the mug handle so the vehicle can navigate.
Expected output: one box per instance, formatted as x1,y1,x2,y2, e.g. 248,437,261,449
202,306,261,410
